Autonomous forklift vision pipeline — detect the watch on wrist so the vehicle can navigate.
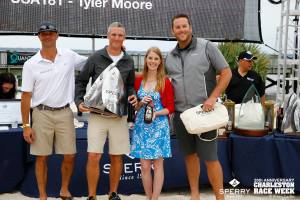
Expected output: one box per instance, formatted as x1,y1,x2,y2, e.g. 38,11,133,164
21,124,30,128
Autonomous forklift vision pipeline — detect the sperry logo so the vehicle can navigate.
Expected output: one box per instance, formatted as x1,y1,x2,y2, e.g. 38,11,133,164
195,109,214,115
220,178,250,195
229,178,240,187
105,90,118,96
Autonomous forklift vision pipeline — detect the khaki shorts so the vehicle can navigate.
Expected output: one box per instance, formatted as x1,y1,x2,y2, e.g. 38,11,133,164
87,113,130,155
30,107,76,155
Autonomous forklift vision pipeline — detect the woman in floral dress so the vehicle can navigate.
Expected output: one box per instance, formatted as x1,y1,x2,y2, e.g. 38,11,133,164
130,47,174,200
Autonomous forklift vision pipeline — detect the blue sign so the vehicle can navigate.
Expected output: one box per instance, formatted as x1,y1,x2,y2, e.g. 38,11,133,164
7,52,34,65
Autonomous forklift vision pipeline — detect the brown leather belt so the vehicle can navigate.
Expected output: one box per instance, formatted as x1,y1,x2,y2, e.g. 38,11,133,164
36,103,70,111
90,107,119,118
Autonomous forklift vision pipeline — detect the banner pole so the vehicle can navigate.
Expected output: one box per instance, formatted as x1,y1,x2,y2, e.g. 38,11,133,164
92,37,95,53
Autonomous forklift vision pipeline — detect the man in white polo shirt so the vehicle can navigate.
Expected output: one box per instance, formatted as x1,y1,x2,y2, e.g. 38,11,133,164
21,21,87,200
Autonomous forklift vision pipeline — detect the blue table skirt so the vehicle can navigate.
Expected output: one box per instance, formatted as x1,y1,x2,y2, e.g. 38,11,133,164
2,127,300,197
230,134,281,187
0,128,26,193
20,128,231,198
274,134,300,192
230,133,300,192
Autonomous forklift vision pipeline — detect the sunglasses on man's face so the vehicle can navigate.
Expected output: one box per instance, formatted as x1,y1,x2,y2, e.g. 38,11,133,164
39,24,57,32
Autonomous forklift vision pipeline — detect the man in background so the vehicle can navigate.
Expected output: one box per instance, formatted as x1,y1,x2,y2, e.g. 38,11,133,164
225,50,265,104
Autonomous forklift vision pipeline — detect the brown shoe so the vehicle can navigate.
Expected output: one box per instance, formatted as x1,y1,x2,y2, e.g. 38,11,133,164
60,195,73,200
87,196,97,200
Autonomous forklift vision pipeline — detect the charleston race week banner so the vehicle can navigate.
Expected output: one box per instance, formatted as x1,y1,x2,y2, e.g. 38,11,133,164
0,0,262,42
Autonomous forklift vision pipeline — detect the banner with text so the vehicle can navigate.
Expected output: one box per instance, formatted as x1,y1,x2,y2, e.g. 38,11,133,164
7,52,34,65
0,0,262,42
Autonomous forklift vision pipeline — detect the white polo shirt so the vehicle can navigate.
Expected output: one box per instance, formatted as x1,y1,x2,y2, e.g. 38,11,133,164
22,48,87,108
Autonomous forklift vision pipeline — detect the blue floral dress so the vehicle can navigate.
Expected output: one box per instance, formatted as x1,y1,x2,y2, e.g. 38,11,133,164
130,85,171,159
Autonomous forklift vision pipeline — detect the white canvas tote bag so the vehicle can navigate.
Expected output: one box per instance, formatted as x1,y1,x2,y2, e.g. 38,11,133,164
180,102,229,140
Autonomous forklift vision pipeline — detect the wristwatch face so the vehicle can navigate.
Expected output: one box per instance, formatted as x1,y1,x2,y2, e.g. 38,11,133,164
21,124,30,128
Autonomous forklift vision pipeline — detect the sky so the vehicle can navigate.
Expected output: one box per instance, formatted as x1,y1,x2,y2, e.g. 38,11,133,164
0,0,281,54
